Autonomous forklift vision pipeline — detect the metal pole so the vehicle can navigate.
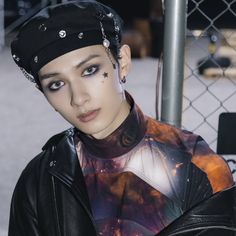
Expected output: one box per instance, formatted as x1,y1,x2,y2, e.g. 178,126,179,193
160,0,187,127
0,0,4,49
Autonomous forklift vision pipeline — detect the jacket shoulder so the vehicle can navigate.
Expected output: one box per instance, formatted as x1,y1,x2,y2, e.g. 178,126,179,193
11,128,74,203
18,127,74,180
42,127,75,151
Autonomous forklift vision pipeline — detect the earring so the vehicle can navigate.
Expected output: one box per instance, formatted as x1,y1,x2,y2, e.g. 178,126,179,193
121,76,126,83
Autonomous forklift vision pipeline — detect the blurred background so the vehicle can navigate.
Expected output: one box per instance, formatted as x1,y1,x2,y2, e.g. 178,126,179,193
1,0,236,235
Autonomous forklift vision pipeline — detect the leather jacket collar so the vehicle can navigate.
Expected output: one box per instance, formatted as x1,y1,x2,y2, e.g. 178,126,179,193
46,129,92,214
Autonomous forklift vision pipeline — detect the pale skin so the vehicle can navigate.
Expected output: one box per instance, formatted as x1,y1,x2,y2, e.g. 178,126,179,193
38,44,132,139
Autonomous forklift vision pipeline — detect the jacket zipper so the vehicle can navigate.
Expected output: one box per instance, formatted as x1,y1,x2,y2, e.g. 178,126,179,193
51,176,62,236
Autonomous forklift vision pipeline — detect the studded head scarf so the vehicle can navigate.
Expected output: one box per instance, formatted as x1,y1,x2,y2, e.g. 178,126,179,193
10,0,123,83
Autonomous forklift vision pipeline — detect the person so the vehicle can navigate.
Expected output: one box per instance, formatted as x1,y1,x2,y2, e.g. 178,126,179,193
8,1,235,235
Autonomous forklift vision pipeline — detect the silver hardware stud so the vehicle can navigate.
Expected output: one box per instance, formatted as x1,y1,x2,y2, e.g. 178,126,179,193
34,56,38,63
59,30,66,38
38,24,47,31
78,32,84,39
107,12,113,18
115,26,120,32
49,160,56,167
12,54,20,62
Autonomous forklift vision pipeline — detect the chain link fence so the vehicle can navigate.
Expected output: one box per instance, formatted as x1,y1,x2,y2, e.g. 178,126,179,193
182,0,236,176
3,0,236,168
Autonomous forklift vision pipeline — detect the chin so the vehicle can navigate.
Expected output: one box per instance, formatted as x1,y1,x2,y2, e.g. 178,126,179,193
76,125,107,138
74,117,114,138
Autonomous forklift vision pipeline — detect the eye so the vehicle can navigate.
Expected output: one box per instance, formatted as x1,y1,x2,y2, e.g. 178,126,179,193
48,81,65,91
82,65,99,77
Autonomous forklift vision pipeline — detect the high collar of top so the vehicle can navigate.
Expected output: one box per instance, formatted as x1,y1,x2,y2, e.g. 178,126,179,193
75,92,147,158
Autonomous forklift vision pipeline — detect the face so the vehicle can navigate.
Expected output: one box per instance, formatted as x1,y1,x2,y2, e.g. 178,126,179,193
39,44,131,139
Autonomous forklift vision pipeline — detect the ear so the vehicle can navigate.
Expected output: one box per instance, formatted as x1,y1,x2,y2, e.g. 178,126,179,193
118,44,132,79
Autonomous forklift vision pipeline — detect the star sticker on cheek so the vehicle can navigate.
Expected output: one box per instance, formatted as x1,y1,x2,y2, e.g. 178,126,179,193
103,72,108,78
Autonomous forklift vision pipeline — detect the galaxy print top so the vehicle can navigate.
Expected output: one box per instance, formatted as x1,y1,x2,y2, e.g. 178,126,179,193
75,93,233,236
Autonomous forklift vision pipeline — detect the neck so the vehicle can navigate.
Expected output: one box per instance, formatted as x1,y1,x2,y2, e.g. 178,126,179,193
92,99,131,140
75,91,147,158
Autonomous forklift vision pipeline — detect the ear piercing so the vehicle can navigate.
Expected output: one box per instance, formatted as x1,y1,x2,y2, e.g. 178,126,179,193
121,76,126,83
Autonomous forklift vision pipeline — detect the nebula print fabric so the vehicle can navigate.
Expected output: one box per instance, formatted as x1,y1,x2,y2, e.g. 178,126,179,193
75,94,233,236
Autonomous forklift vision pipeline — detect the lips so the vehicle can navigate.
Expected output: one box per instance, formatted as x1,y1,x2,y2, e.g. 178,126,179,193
78,109,100,123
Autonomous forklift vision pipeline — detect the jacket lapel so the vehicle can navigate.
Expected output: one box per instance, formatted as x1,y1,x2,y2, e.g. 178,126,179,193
47,129,92,213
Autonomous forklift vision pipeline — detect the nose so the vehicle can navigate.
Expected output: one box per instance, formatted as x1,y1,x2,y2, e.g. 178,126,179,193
70,82,89,107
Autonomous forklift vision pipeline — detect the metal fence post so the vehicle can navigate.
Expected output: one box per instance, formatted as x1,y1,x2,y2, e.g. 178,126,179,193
0,0,4,49
161,0,187,127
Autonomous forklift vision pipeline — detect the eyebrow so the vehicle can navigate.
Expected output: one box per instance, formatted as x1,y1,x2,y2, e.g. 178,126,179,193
39,54,101,81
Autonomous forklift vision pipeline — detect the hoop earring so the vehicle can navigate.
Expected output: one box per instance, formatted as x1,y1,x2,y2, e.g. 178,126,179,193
121,76,126,83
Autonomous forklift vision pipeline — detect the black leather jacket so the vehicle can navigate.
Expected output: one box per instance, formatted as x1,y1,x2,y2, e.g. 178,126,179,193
157,185,236,236
8,128,236,236
8,129,97,236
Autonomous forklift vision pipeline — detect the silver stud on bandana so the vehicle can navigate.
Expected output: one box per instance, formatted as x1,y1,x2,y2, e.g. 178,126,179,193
38,24,47,31
107,12,113,18
78,32,84,39
59,30,66,38
34,56,38,63
12,54,20,62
